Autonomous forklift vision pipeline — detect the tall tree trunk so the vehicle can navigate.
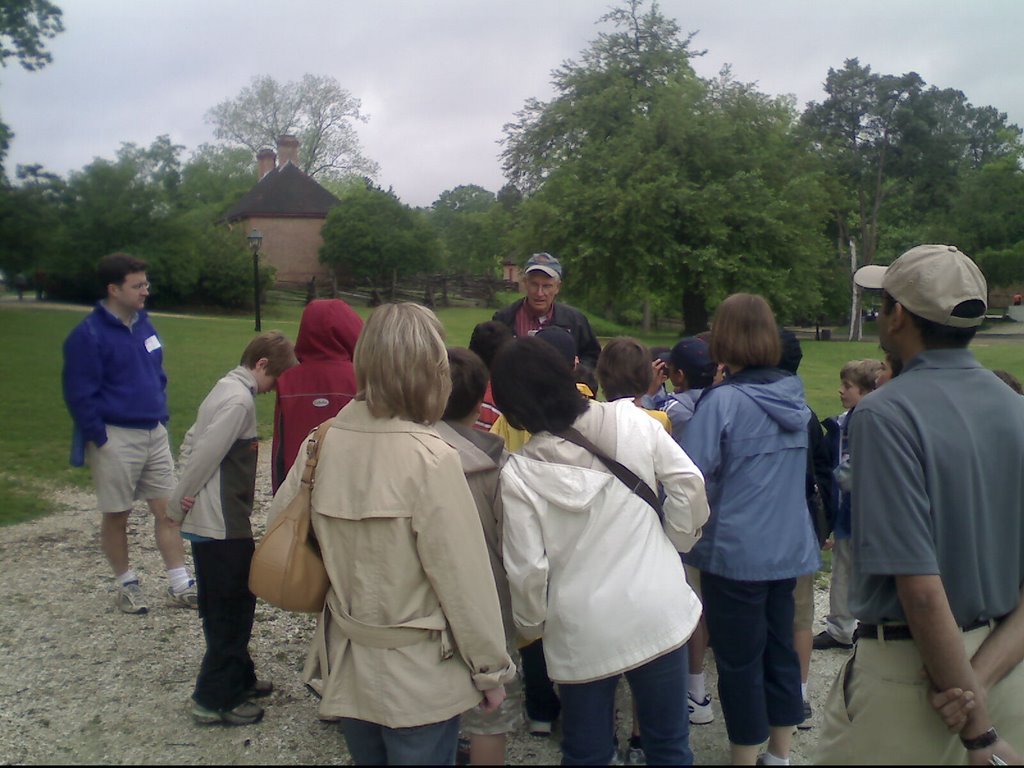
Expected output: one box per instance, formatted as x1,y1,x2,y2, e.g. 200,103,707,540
681,288,709,335
679,262,709,334
848,239,862,341
641,299,651,334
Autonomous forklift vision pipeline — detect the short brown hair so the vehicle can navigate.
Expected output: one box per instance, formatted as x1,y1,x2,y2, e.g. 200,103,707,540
98,252,147,292
240,331,298,377
597,337,652,400
710,293,781,370
354,303,450,424
840,359,884,394
444,347,489,421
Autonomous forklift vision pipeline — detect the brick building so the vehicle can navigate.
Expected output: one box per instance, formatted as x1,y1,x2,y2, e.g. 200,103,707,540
225,136,339,285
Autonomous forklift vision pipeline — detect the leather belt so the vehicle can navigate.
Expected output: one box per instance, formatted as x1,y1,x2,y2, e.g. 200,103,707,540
856,617,995,642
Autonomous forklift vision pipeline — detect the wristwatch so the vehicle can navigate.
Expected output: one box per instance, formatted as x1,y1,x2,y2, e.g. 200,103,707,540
960,727,999,751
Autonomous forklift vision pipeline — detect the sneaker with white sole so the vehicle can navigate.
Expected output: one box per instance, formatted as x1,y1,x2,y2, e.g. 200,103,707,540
168,579,199,609
116,581,149,614
527,718,553,737
623,743,646,765
191,699,264,726
688,693,714,725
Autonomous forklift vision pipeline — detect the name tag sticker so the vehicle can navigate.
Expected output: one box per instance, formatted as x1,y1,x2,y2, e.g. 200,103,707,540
144,335,162,353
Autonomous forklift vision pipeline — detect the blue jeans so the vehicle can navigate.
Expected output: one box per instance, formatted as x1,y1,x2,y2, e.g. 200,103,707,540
558,645,693,766
701,572,804,745
340,715,460,765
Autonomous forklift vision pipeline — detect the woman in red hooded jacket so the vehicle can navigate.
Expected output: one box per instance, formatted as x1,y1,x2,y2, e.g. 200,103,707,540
271,299,363,492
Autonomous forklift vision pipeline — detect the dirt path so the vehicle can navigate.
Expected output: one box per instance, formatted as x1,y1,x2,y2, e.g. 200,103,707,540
0,443,846,765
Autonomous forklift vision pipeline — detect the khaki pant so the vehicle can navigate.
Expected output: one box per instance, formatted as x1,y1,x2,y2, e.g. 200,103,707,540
85,424,174,512
824,539,856,644
815,623,1024,764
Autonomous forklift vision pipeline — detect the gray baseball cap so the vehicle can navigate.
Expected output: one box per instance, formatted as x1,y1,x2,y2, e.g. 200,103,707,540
854,244,987,328
524,252,562,279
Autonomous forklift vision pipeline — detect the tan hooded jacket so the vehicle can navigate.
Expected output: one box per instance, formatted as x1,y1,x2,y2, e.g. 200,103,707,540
267,400,515,728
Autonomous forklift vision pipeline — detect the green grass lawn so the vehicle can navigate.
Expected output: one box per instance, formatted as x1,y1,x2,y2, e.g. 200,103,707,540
2,301,1022,525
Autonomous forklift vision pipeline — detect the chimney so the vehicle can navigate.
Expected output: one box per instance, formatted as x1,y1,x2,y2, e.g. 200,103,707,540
257,148,276,179
276,135,300,167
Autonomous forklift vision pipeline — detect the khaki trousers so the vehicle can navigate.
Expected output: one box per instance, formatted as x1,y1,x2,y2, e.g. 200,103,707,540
815,623,1024,764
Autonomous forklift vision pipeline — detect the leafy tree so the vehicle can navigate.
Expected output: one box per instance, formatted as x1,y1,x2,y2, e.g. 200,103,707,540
25,135,264,307
502,0,831,332
802,60,924,272
0,0,64,177
206,74,379,181
429,184,506,275
802,58,1023,335
0,163,63,280
179,144,256,215
0,0,63,71
320,183,439,295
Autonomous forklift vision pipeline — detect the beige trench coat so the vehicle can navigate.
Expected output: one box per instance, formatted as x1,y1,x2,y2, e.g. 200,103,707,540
268,400,515,728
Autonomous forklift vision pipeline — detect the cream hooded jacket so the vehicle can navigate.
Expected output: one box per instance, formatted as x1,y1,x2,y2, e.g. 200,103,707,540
501,398,709,683
267,400,515,728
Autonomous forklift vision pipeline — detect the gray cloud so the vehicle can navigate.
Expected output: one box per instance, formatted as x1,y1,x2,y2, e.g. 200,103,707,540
3,0,1022,207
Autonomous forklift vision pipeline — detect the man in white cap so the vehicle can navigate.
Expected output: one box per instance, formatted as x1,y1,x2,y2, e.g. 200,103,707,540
815,245,1024,765
492,252,601,368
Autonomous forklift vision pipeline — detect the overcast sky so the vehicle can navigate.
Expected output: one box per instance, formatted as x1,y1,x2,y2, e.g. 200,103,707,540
3,0,1022,208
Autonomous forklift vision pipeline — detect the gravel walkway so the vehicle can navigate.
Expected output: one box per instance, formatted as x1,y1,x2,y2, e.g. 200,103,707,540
0,444,846,765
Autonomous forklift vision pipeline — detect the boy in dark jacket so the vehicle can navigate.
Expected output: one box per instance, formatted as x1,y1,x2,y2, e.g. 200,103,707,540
814,359,883,652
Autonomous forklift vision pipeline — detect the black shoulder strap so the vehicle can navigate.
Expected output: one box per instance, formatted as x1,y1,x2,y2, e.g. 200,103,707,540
557,426,663,520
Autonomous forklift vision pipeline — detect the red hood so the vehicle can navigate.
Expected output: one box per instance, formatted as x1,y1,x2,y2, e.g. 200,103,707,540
294,299,363,363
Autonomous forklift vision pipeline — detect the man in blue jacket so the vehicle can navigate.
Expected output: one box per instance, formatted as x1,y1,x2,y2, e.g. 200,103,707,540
62,252,197,615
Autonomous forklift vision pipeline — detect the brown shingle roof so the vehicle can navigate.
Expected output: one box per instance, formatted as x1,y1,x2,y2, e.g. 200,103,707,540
224,162,340,222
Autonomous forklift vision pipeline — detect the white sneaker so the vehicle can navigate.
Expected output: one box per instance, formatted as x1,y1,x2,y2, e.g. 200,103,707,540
168,579,199,609
116,581,149,614
688,693,714,724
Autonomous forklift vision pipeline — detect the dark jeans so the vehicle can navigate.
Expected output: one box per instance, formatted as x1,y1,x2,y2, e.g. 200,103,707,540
701,572,804,745
521,637,561,723
341,715,460,765
191,538,257,711
558,645,693,766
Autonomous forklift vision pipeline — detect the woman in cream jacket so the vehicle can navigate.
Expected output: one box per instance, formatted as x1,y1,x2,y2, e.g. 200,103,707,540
492,336,709,766
269,303,514,765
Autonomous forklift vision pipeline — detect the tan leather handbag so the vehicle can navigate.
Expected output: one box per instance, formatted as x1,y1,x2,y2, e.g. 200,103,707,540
249,421,331,613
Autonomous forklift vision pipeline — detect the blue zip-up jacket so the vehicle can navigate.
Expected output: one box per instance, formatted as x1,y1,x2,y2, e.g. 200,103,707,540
681,368,820,581
62,303,169,449
641,388,704,447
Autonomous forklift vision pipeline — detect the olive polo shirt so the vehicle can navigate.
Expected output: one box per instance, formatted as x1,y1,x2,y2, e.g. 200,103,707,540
848,348,1024,626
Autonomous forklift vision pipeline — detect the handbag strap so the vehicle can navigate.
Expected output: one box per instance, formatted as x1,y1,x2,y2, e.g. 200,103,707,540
556,426,663,520
302,420,334,490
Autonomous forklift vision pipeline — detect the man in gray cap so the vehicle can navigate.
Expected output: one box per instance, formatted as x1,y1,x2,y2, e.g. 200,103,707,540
492,253,601,368
815,245,1024,765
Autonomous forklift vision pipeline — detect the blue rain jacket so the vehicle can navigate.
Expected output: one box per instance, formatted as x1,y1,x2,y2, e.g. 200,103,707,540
681,368,821,581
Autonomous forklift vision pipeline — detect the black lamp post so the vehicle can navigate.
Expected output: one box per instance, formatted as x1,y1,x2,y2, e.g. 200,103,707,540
247,228,263,331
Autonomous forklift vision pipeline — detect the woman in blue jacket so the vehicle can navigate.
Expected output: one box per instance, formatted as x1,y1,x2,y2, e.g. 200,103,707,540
681,293,820,766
